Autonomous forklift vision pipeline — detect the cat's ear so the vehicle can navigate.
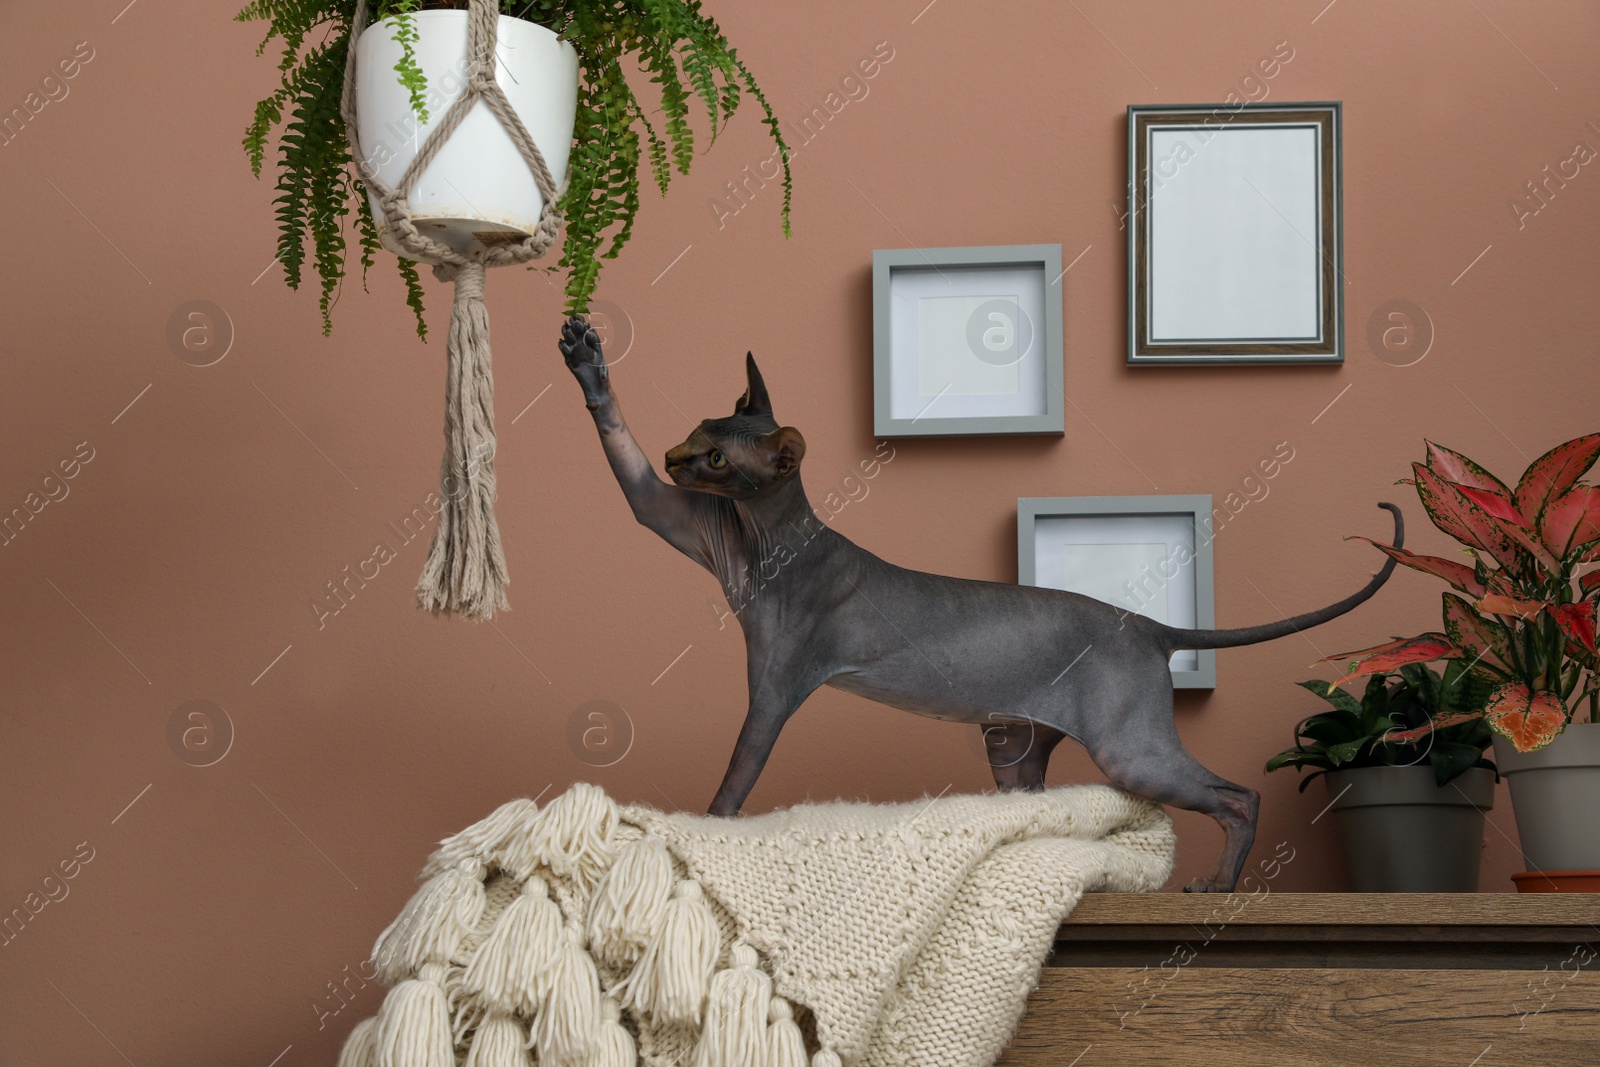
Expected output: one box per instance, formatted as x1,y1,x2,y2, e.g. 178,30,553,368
734,352,773,418
766,426,806,479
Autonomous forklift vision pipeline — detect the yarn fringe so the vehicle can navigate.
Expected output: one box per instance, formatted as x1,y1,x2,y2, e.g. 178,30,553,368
414,259,510,622
587,836,674,968
462,1012,530,1067
425,796,541,876
461,876,563,1014
766,997,807,1067
501,782,618,883
531,925,603,1066
614,878,720,1025
336,1017,378,1067
593,998,637,1067
372,862,487,983
375,963,455,1067
693,943,771,1067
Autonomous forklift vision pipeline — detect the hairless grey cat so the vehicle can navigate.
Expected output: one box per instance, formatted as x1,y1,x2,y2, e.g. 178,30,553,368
558,316,1402,892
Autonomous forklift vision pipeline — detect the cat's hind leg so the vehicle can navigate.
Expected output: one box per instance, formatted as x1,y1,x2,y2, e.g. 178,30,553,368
984,721,1066,793
1079,691,1258,893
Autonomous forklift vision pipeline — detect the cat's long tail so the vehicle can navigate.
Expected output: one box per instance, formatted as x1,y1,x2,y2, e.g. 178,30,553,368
1158,502,1404,651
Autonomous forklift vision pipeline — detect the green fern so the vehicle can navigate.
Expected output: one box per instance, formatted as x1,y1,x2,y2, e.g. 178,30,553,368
236,0,793,337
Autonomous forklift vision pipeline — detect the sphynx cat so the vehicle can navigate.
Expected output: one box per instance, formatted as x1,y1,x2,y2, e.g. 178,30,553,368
558,315,1402,892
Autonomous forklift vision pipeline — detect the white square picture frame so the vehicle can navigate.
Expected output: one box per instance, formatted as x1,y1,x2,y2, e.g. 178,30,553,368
1018,494,1216,688
873,244,1064,436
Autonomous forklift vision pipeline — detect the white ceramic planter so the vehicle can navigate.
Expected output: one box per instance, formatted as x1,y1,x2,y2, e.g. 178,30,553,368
1493,720,1600,873
355,11,578,258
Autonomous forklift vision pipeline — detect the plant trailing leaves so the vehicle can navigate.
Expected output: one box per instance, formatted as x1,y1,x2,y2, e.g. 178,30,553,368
236,0,793,336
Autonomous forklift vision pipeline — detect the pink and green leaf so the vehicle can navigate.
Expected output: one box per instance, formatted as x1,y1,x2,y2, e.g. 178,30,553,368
1537,485,1600,560
1482,681,1568,753
1458,484,1560,569
1442,592,1512,670
1412,464,1525,571
1384,711,1485,745
1476,594,1550,620
1551,601,1598,653
1319,633,1463,689
1580,569,1600,598
1345,537,1486,597
1425,440,1516,502
1514,434,1600,519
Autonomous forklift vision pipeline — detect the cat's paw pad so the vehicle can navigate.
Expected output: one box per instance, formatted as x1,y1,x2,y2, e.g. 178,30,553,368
559,315,605,366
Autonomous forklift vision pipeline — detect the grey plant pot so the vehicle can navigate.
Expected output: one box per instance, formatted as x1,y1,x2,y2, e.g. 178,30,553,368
1326,765,1495,892
1492,721,1600,872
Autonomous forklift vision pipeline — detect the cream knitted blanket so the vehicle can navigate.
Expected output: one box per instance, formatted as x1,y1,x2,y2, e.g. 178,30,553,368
336,783,1174,1067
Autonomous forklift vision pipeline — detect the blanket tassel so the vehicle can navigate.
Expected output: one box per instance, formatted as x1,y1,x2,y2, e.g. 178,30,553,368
532,924,603,1066
336,1016,378,1067
461,876,563,1014
415,259,509,622
766,997,807,1067
375,962,455,1067
463,1012,530,1067
615,878,720,1024
694,943,771,1067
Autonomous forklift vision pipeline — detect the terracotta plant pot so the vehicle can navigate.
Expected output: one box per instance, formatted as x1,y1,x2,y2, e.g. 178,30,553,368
1510,869,1600,893
1326,765,1494,892
1493,721,1600,884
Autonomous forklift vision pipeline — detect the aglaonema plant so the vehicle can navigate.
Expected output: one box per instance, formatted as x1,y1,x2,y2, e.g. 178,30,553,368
1321,434,1600,753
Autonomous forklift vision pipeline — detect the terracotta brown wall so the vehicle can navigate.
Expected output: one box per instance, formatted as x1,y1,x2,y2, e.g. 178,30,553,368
3,1,1597,1062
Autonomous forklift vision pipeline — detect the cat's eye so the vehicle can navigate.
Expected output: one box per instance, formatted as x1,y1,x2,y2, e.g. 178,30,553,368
708,450,727,469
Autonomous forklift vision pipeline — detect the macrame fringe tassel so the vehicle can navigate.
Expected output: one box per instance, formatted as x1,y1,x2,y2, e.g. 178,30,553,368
615,878,719,1024
415,259,510,622
766,997,808,1067
532,925,603,1067
463,1012,531,1067
811,1051,843,1067
375,964,455,1067
372,862,488,983
425,796,540,876
337,1016,378,1067
592,999,637,1067
461,875,563,1013
693,943,772,1067
587,836,674,967
502,782,618,883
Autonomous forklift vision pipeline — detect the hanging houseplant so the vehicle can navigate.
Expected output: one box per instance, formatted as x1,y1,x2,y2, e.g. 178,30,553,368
1321,434,1600,886
236,0,793,619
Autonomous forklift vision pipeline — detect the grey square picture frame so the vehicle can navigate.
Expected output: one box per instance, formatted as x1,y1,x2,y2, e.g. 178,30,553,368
873,244,1064,437
1018,494,1216,688
1127,101,1343,365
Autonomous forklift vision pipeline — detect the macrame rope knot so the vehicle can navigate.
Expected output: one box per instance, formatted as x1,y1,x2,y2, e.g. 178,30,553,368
341,0,569,620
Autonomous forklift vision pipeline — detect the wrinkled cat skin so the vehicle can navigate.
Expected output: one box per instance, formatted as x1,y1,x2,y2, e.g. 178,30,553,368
559,316,1403,892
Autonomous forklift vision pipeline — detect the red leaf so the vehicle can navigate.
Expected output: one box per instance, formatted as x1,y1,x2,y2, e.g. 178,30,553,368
1458,484,1559,569
1320,633,1463,689
1483,682,1568,753
1580,570,1600,597
1476,594,1549,620
1515,433,1600,519
1538,485,1600,560
1346,537,1486,597
1458,485,1529,525
1425,441,1516,502
1385,711,1485,745
1442,592,1511,670
1552,601,1598,653
1412,464,1524,571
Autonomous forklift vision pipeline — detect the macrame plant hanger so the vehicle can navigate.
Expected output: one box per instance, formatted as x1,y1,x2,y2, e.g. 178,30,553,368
341,0,564,621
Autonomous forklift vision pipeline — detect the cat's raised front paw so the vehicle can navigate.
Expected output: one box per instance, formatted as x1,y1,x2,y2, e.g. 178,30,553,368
559,314,609,402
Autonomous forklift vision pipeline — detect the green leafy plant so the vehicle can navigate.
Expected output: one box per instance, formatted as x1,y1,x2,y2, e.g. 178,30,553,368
1266,662,1497,791
1320,435,1600,753
236,0,793,338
